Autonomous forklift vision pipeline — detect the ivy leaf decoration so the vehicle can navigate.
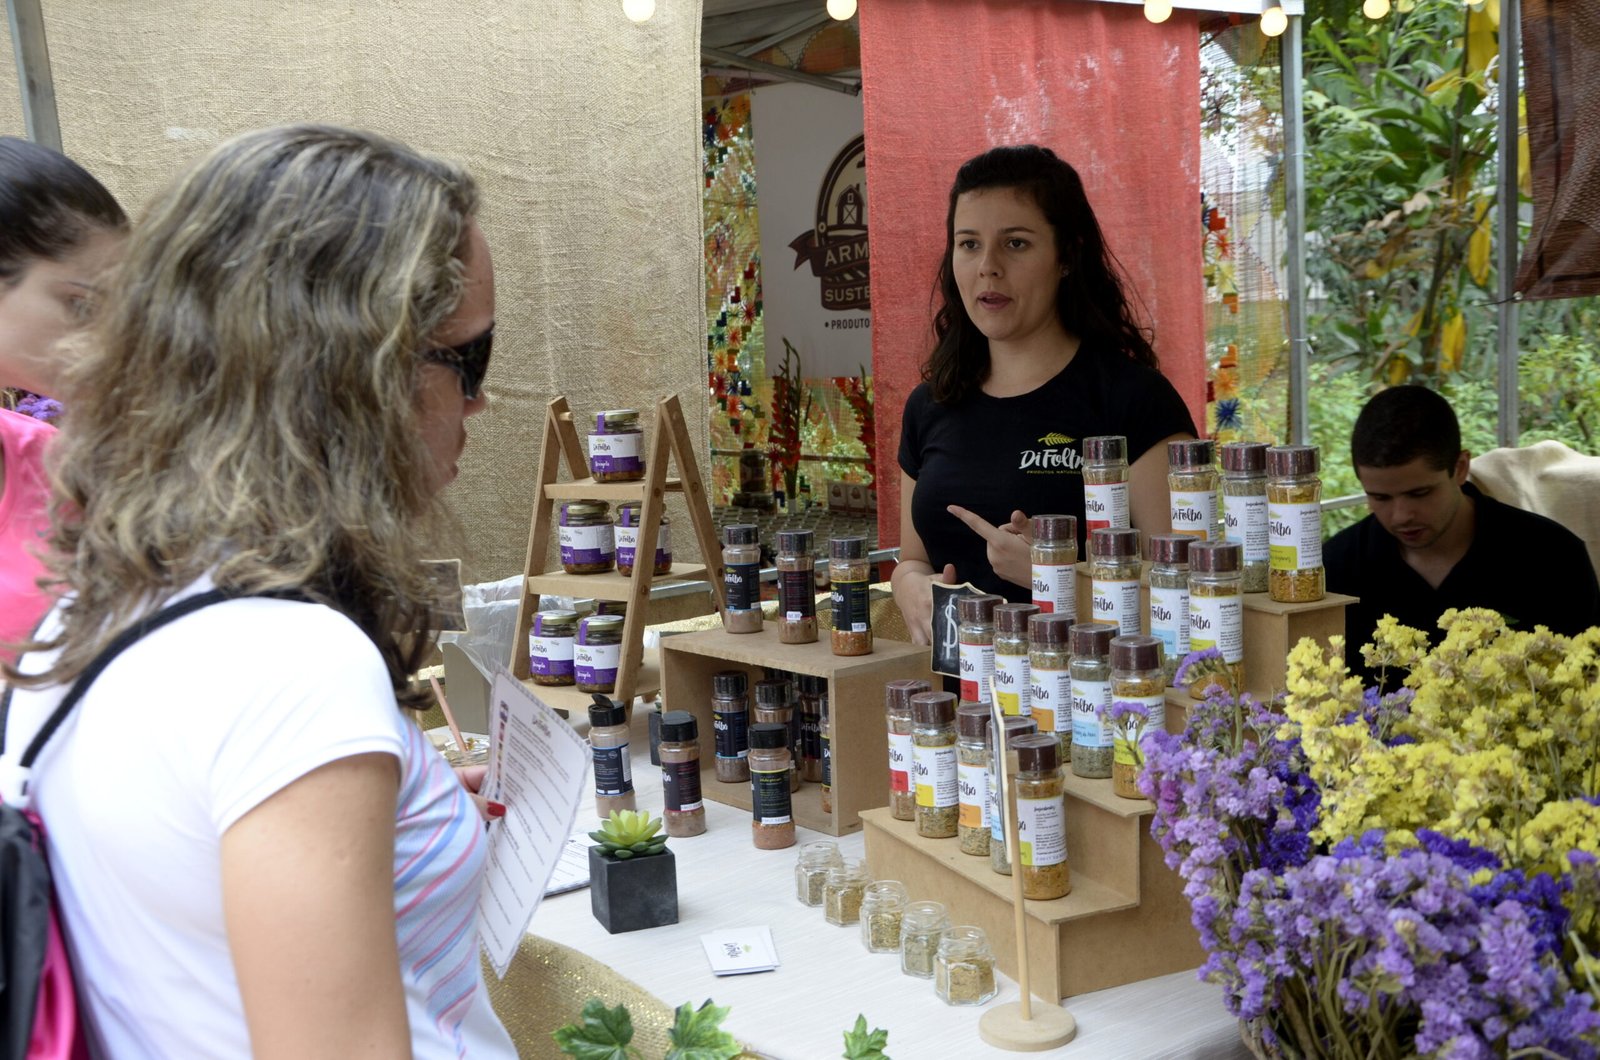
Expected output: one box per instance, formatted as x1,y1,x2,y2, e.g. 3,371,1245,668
664,999,740,1060
841,1014,891,1060
551,998,638,1060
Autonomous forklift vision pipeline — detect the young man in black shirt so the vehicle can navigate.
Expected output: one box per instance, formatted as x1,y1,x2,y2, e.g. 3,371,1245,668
1324,386,1600,686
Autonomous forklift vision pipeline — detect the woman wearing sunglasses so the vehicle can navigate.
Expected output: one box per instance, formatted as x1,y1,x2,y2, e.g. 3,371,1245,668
3,125,512,1058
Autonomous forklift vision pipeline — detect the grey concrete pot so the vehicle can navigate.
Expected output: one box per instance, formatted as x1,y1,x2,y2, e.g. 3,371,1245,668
589,846,678,934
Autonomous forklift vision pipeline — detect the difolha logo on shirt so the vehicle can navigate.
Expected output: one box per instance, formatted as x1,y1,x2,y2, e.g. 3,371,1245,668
1019,433,1084,473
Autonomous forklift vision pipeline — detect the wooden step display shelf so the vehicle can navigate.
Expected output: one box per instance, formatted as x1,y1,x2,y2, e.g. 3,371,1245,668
659,624,934,836
510,394,724,715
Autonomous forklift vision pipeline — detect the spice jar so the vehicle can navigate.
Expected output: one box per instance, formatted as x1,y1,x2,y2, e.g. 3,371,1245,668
588,694,635,818
956,703,991,857
1189,542,1245,696
1069,622,1117,778
1089,527,1142,636
559,501,615,575
754,678,800,793
1147,535,1191,686
575,614,624,694
823,857,869,926
776,529,818,644
900,900,950,978
712,670,751,783
1167,439,1220,542
1267,445,1325,602
588,408,645,482
957,594,1002,705
885,678,931,821
1011,735,1071,900
1027,613,1073,750
1111,634,1167,800
658,710,706,838
749,722,796,850
860,880,910,953
830,536,873,655
989,715,1039,875
795,840,843,906
615,501,671,577
797,673,825,783
993,603,1038,718
721,524,764,633
528,609,578,687
1221,442,1270,593
911,691,959,839
1083,435,1130,546
1029,514,1078,618
935,926,999,1006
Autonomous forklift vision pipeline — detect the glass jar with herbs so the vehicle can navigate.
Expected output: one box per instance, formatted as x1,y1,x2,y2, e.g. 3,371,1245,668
911,691,959,839
721,524,763,633
1082,435,1130,545
955,703,991,857
993,602,1038,718
776,529,818,644
528,608,578,687
1027,612,1073,750
559,501,615,575
615,501,671,577
1069,622,1116,778
588,408,645,482
711,669,751,783
588,695,635,818
989,715,1039,875
935,926,999,1006
575,614,624,694
884,678,930,821
794,840,843,906
797,673,824,783
957,593,1002,705
823,857,870,926
830,536,873,655
754,678,800,793
1167,438,1219,542
658,710,706,838
749,723,796,850
1013,733,1071,900
1221,442,1270,593
1029,513,1078,618
1267,444,1325,602
1089,527,1142,636
1110,634,1167,799
900,900,950,979
1147,534,1191,686
860,880,910,954
1189,541,1245,696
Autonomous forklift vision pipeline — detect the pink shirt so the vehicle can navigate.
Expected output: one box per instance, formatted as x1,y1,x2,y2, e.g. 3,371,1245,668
0,407,55,659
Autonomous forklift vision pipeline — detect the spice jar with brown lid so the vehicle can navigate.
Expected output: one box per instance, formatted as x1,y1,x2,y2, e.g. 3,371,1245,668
529,609,578,687
860,880,910,953
776,530,818,644
575,614,624,693
1221,442,1270,593
957,593,1002,705
1027,612,1073,748
1167,439,1220,542
722,524,764,633
993,602,1038,718
615,501,671,577
989,714,1040,875
1267,444,1325,602
754,678,800,793
1012,734,1071,900
1189,541,1245,696
588,408,645,482
1110,634,1166,799
749,722,796,850
658,710,706,837
1030,513,1078,618
1083,435,1130,544
956,703,991,857
911,691,959,839
829,536,873,655
885,678,931,821
1069,621,1117,778
1089,527,1142,636
712,670,751,782
588,694,635,819
559,501,615,575
797,672,824,783
1148,534,1191,686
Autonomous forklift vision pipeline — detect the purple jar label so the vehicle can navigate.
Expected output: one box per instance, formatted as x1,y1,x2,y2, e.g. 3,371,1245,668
588,432,643,476
529,632,575,677
559,523,613,566
616,524,671,571
575,642,621,686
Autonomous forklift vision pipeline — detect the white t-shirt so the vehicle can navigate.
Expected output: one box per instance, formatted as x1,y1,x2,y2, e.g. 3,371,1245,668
2,581,515,1059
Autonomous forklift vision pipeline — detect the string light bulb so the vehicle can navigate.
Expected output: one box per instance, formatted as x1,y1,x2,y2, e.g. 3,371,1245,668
1363,0,1391,16
622,0,654,22
1260,3,1288,36
826,0,857,20
1145,0,1174,23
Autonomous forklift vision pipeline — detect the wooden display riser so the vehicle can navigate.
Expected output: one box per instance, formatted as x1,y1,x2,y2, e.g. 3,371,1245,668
659,623,933,836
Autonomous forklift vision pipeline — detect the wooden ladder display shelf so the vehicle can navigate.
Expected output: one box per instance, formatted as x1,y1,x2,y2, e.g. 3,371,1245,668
510,394,724,713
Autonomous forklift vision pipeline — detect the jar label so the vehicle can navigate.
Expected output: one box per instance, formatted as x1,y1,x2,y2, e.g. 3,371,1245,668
1084,480,1129,533
994,652,1030,716
1170,488,1218,541
779,568,816,620
656,524,672,566
662,758,703,813
887,731,913,793
1190,592,1243,663
614,524,639,567
801,711,822,760
831,577,871,633
1113,694,1166,766
1092,577,1142,636
1224,493,1270,564
592,743,632,796
1268,500,1323,571
574,642,620,686
1028,663,1073,734
1030,562,1076,618
958,640,996,704
958,761,988,829
529,633,575,678
1071,678,1113,748
1148,585,1190,670
914,743,958,808
822,732,832,787
588,431,642,474
559,523,614,566
751,766,793,825
724,561,760,612
1017,794,1067,867
714,707,750,760
989,767,1005,842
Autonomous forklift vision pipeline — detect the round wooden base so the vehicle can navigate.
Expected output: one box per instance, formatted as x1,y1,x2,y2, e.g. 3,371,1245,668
978,1001,1078,1051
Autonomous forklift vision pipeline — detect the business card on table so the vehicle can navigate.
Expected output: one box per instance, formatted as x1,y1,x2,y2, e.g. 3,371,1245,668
700,926,780,976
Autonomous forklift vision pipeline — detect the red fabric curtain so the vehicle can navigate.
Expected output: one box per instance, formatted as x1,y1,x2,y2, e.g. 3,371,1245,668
862,0,1205,549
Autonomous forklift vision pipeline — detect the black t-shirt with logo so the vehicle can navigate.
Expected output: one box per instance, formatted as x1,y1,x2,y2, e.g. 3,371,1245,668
898,348,1196,601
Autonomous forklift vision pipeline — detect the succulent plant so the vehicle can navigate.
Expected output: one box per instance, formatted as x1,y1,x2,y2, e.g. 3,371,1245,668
589,809,669,860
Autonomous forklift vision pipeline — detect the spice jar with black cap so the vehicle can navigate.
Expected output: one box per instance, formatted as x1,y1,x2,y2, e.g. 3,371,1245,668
658,710,706,837
749,722,796,850
712,670,751,783
589,694,635,818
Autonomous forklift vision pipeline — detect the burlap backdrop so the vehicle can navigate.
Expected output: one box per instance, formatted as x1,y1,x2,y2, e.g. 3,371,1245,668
0,2,708,584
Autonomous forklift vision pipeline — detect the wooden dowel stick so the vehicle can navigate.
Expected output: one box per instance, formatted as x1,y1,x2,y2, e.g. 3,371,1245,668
430,675,468,760
988,678,1033,1021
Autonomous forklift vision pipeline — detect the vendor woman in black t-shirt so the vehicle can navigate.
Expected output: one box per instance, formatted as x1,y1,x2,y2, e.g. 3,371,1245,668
891,145,1197,644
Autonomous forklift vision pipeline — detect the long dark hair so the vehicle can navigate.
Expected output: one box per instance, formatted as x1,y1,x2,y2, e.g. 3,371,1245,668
924,145,1157,404
0,136,127,284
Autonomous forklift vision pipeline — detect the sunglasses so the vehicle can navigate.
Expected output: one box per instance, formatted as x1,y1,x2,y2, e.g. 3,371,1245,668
422,325,494,400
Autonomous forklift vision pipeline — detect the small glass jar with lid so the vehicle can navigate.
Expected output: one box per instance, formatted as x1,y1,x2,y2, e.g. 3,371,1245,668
1082,435,1130,547
1026,612,1073,750
776,529,818,644
711,669,751,783
615,501,671,577
993,602,1038,718
1069,621,1117,778
574,614,624,693
957,593,1002,705
721,524,763,633
935,926,999,1006
795,840,843,906
559,501,615,575
1189,541,1245,697
1013,733,1071,899
955,703,991,857
1110,634,1167,799
588,408,645,482
989,714,1040,875
1221,442,1270,592
528,608,578,686
1147,534,1191,686
754,678,799,793
1167,439,1220,542
1089,527,1141,636
658,710,706,838
911,691,959,839
829,536,873,655
860,879,910,953
1266,445,1325,602
900,901,951,979
797,672,825,783
1029,513,1078,618
749,722,796,850
885,679,931,821
822,857,870,926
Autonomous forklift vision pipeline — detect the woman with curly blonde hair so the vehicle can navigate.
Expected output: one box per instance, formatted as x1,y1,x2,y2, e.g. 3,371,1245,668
2,124,513,1058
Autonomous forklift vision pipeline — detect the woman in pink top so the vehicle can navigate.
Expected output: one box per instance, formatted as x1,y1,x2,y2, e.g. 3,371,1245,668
0,136,126,656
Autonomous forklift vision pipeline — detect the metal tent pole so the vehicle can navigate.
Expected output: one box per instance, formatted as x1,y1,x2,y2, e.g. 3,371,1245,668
1282,14,1309,445
6,0,61,149
1496,0,1522,449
